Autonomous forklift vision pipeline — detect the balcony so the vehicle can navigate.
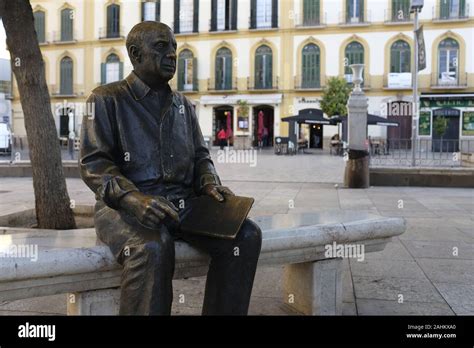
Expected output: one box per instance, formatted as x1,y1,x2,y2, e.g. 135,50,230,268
383,9,413,24
99,27,125,40
431,72,468,89
383,73,412,90
294,75,324,90
51,30,77,43
433,4,469,22
249,17,278,30
339,10,371,26
173,20,197,35
294,12,327,28
247,76,279,91
50,84,84,97
209,19,237,33
207,78,238,92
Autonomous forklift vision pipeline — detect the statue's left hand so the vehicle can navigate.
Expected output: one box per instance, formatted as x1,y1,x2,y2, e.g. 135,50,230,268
202,184,235,202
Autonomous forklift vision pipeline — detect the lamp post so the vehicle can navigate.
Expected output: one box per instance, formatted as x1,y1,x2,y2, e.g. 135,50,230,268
410,0,424,166
344,64,369,188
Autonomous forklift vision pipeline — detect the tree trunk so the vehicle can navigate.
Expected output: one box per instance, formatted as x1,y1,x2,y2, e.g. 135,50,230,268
0,0,76,229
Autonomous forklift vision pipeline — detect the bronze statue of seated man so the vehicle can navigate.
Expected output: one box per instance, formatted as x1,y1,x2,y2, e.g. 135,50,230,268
80,21,262,315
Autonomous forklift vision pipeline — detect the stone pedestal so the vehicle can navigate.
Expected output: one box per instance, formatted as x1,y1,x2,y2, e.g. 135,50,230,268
233,135,252,150
282,258,343,315
344,149,369,188
67,288,120,315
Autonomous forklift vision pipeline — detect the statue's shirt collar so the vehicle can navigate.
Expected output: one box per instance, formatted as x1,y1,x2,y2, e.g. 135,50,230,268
125,71,178,106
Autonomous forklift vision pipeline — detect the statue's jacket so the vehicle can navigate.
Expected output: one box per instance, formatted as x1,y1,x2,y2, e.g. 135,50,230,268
79,72,221,210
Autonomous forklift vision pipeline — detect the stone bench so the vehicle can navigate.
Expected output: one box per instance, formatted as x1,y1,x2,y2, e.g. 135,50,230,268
0,211,405,315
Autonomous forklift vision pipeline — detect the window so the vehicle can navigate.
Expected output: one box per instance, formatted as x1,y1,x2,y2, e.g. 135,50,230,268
101,54,123,85
302,43,320,88
211,0,237,31
344,41,364,83
390,40,411,73
60,8,73,41
303,0,320,26
250,0,277,29
440,0,466,19
60,56,73,95
178,49,196,91
215,47,232,90
34,10,46,43
106,4,120,38
142,0,160,21
346,0,364,23
391,0,410,21
255,45,273,89
438,38,459,84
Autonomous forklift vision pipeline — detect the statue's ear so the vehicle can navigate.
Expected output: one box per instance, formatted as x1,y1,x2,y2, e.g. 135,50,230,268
128,45,141,65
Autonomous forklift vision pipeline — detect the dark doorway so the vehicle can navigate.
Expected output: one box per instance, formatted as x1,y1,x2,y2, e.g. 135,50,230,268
309,123,323,148
432,108,460,152
59,107,74,138
252,105,274,147
386,101,412,149
213,105,233,146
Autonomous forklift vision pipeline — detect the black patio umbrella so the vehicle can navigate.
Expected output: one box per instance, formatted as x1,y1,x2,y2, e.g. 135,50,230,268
282,108,331,124
330,114,399,127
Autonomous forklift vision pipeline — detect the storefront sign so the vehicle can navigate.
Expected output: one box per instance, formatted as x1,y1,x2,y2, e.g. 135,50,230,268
421,98,474,108
419,111,431,136
462,111,474,136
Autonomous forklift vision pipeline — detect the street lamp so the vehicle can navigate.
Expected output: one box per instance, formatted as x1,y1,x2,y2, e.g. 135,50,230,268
410,0,424,166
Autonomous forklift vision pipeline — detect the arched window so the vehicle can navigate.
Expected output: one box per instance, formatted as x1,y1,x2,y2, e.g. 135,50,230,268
142,0,160,21
390,40,411,73
60,8,73,41
438,38,459,84
60,56,73,95
302,43,321,88
303,0,320,26
34,11,46,43
101,54,123,85
178,49,196,91
344,41,364,82
215,47,232,90
107,4,120,38
255,45,273,89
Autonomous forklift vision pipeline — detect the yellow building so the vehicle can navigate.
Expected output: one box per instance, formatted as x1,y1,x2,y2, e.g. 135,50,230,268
11,0,474,150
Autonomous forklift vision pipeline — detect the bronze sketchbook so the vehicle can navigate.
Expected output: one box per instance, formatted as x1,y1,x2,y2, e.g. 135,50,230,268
179,195,254,239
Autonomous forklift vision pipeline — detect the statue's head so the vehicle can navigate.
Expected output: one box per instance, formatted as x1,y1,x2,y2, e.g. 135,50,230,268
126,21,177,82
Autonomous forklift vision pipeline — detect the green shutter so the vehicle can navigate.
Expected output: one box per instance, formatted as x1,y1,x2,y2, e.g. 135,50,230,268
61,9,73,41
34,11,45,43
101,63,106,85
271,0,278,28
255,54,262,88
440,0,449,19
174,0,180,33
250,0,256,29
460,0,466,16
192,57,198,90
231,0,238,30
216,56,223,89
346,0,351,23
266,52,273,88
119,62,124,80
141,1,145,21
193,0,199,33
225,56,232,89
390,46,397,73
178,57,185,91
211,0,217,31
156,0,161,21
359,0,364,22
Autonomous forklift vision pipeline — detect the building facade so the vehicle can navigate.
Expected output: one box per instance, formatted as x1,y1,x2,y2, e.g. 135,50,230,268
10,0,474,150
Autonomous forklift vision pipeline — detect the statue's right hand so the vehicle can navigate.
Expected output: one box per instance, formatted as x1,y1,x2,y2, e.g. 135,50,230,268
119,191,179,229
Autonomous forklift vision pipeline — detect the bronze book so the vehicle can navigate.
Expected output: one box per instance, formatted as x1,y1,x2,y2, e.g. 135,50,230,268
179,195,255,239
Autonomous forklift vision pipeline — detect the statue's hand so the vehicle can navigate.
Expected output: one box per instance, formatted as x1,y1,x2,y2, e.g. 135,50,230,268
202,184,235,202
119,191,179,229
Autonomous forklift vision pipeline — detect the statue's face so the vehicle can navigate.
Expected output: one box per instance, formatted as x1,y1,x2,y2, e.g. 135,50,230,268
137,26,177,82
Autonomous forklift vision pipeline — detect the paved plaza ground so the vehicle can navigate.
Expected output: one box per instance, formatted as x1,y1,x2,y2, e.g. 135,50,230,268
0,150,473,315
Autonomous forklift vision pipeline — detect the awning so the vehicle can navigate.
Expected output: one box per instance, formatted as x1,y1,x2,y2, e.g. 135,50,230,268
200,94,283,106
330,114,399,127
282,108,332,125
